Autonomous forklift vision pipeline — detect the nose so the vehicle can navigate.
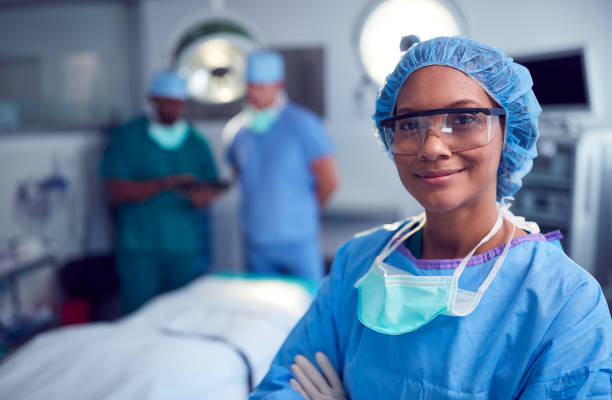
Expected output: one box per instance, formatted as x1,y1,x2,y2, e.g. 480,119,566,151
416,131,452,161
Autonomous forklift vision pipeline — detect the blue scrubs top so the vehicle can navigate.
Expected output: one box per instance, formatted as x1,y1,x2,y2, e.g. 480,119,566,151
99,117,218,253
250,220,612,399
227,103,334,246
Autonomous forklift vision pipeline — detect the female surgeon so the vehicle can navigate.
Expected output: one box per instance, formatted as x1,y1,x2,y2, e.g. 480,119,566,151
249,37,612,399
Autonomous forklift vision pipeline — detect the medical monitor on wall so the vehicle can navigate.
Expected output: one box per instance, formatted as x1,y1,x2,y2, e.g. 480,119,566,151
513,48,590,113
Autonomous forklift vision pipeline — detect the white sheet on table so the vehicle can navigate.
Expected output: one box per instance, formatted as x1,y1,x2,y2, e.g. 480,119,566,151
0,275,314,400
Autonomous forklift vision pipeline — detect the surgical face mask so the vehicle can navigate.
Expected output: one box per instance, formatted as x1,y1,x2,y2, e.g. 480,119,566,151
354,203,517,335
245,107,280,134
148,119,189,150
243,91,287,135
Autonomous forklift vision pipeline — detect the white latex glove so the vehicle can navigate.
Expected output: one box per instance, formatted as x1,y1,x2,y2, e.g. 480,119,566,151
289,352,348,400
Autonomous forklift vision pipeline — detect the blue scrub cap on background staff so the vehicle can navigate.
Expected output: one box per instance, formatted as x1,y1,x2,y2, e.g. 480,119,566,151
373,36,542,199
247,51,285,84
149,69,189,100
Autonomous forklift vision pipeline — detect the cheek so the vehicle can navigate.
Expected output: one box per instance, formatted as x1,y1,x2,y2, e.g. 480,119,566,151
392,158,418,191
464,146,503,193
263,90,275,102
175,103,186,115
486,138,504,178
159,103,173,113
247,90,260,100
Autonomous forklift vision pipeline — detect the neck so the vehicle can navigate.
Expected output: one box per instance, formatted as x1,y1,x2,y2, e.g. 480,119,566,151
421,191,515,260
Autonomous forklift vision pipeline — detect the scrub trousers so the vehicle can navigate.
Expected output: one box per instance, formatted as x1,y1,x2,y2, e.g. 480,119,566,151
116,252,200,314
247,239,324,281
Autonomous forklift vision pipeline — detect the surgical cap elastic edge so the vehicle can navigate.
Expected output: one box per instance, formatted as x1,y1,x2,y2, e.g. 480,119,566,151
247,51,285,84
148,69,189,100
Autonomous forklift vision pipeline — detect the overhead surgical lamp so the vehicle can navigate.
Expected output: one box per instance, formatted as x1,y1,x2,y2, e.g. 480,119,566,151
174,18,261,105
353,0,467,87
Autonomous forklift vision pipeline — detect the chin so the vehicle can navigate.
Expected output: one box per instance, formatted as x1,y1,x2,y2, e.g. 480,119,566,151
416,195,464,214
405,180,497,215
158,115,180,125
402,181,467,214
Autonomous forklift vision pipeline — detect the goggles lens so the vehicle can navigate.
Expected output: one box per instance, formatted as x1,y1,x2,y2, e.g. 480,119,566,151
381,108,504,155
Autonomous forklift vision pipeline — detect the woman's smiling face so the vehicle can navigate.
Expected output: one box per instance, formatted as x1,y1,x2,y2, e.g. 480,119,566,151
392,65,504,213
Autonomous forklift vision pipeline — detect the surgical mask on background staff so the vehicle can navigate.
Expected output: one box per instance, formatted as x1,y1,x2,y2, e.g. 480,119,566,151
243,91,287,134
148,119,189,150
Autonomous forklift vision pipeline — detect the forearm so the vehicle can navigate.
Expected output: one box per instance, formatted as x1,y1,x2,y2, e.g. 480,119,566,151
316,177,338,207
311,156,339,207
105,179,165,205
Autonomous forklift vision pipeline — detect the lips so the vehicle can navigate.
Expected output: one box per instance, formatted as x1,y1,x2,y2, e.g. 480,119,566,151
414,168,465,184
415,169,464,178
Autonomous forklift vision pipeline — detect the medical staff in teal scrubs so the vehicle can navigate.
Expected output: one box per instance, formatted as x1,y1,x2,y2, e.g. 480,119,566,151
250,37,611,399
225,51,339,281
100,69,221,314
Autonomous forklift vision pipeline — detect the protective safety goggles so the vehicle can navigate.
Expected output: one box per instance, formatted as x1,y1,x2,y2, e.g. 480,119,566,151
380,107,506,155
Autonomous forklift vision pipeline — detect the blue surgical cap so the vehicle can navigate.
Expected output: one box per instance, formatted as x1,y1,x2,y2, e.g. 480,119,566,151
373,36,542,199
247,51,285,84
148,69,188,100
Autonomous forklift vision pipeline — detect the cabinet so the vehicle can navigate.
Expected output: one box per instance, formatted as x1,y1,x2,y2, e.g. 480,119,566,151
513,135,577,249
512,128,612,304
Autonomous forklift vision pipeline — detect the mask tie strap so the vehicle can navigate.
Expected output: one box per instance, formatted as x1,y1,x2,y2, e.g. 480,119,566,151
452,210,504,279
477,222,515,297
375,213,426,269
453,202,517,316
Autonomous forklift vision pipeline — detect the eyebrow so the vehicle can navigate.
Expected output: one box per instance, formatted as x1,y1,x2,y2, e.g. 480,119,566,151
396,99,482,114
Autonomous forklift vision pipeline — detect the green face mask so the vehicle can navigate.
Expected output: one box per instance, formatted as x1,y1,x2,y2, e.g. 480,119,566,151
355,206,515,335
148,119,189,150
245,107,280,134
355,262,457,335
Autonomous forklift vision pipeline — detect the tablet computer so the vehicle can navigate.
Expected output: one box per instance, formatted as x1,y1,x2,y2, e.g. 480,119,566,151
175,180,231,192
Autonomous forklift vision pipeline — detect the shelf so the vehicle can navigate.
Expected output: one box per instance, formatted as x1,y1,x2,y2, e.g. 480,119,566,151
515,211,569,228
522,174,572,190
0,256,56,282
